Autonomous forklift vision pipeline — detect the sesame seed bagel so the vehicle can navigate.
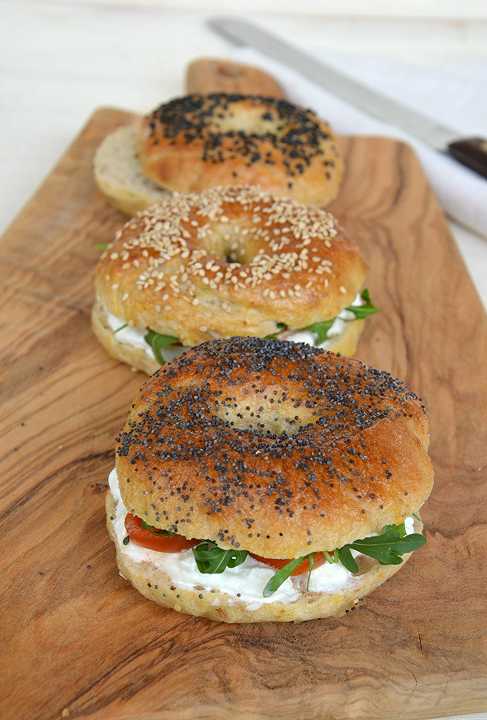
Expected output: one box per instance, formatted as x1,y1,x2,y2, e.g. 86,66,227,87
94,186,366,348
138,94,343,206
116,337,434,559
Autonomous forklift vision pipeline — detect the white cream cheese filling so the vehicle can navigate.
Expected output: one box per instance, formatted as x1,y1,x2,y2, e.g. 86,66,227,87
105,311,186,363
282,292,362,349
108,468,416,608
104,292,363,362
108,468,300,607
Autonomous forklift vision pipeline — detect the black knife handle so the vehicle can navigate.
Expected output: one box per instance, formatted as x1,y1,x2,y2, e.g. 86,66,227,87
447,137,487,179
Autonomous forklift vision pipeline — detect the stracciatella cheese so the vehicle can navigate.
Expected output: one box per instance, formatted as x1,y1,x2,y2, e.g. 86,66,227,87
108,468,417,609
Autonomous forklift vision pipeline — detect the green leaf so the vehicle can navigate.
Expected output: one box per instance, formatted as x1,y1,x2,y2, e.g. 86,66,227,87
335,546,359,573
335,522,426,571
351,532,426,565
262,555,307,598
95,242,109,251
346,288,379,319
140,519,175,536
303,318,335,346
306,552,315,592
192,541,248,574
144,329,180,365
265,322,287,340
294,289,378,347
113,323,128,335
324,551,338,564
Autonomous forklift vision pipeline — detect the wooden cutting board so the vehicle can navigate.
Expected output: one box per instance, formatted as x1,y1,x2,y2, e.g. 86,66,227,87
1,103,487,720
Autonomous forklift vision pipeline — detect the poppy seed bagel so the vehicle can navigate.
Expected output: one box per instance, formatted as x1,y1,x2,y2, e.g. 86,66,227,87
137,93,343,206
115,337,433,559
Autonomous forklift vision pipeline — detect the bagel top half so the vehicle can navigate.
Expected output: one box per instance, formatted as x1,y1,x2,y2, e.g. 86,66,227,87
95,186,366,347
137,93,343,206
116,337,434,559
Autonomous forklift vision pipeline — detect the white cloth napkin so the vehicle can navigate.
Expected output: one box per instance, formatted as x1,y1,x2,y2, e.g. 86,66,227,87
232,47,487,238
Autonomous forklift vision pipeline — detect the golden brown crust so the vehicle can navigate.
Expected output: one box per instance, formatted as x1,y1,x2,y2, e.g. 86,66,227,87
91,300,364,375
186,59,285,98
106,493,416,623
137,94,343,206
116,338,434,558
94,186,367,347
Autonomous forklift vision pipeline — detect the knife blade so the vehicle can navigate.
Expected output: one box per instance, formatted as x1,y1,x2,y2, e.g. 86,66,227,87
208,17,487,179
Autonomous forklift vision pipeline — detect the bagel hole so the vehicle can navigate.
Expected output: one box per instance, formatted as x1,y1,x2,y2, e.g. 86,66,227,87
225,249,243,264
214,392,316,437
203,224,262,266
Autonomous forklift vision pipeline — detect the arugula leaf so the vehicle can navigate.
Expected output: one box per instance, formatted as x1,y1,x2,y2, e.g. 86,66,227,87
351,531,426,565
113,323,128,335
335,546,359,573
324,551,338,564
298,289,378,346
95,242,109,251
304,319,335,346
144,329,180,365
263,521,425,597
346,288,378,319
140,519,175,536
306,552,315,592
195,519,423,597
335,522,426,571
192,541,248,574
265,322,287,340
262,555,308,597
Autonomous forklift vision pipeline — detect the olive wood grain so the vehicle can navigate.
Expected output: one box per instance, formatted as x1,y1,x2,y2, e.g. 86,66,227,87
1,109,487,719
186,57,285,98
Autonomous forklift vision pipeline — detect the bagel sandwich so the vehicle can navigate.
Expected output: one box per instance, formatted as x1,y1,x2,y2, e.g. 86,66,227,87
93,186,377,373
107,337,433,623
94,93,343,214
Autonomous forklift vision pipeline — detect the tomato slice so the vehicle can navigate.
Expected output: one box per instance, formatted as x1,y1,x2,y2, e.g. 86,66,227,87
124,513,197,552
252,552,326,576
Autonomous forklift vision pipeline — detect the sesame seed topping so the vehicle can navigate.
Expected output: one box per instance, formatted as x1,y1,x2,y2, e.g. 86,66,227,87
103,187,350,307
98,183,366,343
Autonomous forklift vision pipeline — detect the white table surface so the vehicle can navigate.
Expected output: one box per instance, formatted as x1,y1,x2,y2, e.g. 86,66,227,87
2,4,486,719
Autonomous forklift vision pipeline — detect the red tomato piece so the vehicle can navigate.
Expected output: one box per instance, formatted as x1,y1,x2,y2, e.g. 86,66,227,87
252,552,326,576
124,513,197,552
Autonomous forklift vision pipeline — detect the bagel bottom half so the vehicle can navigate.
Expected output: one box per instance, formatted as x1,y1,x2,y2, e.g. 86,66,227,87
92,302,160,375
106,492,419,624
92,301,365,375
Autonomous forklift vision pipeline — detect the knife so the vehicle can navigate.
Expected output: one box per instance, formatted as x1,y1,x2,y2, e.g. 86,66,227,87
208,17,487,179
